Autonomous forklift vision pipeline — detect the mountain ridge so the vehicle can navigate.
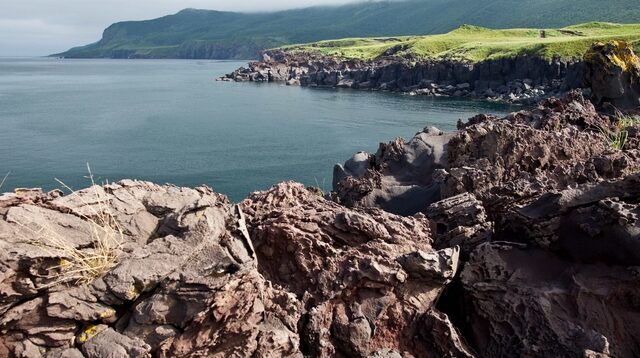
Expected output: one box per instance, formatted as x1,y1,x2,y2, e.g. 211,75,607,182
55,0,640,59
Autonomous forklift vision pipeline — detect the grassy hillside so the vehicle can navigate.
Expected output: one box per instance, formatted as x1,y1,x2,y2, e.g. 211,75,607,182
284,22,640,62
55,0,640,59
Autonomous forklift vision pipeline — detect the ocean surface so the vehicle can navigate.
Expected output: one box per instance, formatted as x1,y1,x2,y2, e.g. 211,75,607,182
0,58,517,201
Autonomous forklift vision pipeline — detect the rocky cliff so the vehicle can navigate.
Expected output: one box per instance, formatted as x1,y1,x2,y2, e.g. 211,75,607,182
331,90,640,357
220,50,587,104
220,41,640,107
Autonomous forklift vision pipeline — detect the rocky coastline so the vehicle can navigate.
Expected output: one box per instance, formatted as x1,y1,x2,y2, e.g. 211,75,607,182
219,49,591,104
1,42,640,357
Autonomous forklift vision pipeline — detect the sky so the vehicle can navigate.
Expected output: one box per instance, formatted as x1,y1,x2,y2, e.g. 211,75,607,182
0,0,361,56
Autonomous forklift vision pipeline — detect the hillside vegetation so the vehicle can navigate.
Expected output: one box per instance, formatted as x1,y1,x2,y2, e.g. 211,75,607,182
284,22,640,62
56,0,640,59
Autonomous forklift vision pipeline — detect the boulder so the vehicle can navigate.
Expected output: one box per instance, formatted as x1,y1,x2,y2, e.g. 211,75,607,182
584,41,640,109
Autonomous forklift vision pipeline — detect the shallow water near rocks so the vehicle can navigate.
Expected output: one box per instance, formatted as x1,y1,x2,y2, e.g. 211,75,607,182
0,58,517,201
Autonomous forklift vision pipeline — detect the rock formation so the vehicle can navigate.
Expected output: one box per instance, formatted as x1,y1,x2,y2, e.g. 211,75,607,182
332,89,640,357
333,91,639,216
220,49,587,104
3,50,640,356
0,180,469,357
585,40,640,109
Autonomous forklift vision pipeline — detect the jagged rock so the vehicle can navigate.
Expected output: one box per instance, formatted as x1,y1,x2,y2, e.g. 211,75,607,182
425,193,493,257
333,92,640,218
0,180,271,357
505,173,640,264
242,182,460,356
0,179,468,357
418,309,476,358
220,49,586,103
397,247,460,283
584,41,640,109
460,242,640,358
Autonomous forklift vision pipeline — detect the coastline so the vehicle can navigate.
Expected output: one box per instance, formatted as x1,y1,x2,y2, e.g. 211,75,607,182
220,50,590,104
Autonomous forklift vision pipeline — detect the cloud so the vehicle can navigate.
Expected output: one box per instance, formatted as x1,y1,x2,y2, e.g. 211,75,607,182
0,0,362,56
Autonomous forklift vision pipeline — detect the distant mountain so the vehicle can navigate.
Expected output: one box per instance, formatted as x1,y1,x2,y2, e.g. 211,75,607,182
55,0,640,59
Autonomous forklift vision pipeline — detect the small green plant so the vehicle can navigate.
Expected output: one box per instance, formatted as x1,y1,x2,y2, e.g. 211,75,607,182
597,124,628,150
618,114,640,128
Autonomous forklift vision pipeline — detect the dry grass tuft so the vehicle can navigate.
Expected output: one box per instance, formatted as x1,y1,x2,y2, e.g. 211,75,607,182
0,172,9,191
21,164,123,287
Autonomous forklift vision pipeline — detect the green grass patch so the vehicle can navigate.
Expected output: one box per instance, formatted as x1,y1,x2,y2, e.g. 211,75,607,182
281,22,640,62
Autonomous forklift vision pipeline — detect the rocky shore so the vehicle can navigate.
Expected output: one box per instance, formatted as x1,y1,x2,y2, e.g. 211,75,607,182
2,94,639,357
1,42,640,357
220,41,640,106
219,50,588,104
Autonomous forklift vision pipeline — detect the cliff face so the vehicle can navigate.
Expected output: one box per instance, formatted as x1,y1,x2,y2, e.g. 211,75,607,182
223,41,640,107
221,50,587,104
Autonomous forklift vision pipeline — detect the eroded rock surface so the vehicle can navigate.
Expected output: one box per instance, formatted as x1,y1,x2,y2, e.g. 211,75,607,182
334,91,640,218
585,40,640,109
0,180,466,357
220,49,586,104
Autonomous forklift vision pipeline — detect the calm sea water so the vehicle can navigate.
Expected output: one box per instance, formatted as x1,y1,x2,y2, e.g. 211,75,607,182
0,58,516,201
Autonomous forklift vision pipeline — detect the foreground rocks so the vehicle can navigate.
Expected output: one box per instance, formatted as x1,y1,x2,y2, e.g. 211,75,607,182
0,180,470,357
333,89,640,357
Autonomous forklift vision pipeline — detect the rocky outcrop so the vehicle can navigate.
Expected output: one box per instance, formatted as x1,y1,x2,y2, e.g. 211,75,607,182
0,180,468,357
585,40,640,109
220,49,588,103
332,90,640,357
333,91,640,216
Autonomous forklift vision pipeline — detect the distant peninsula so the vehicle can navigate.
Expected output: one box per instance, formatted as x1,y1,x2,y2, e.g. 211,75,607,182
54,0,640,60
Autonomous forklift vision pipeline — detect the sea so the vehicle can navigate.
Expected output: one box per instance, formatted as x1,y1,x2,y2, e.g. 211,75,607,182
0,58,517,201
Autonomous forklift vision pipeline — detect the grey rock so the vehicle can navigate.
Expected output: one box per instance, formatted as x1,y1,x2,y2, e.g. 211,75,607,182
81,325,151,358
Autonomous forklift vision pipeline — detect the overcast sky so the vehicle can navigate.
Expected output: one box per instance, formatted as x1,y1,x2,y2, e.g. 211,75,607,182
0,0,361,56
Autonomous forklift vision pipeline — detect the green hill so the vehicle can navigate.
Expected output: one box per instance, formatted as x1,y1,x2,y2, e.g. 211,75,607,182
285,22,640,62
55,0,640,59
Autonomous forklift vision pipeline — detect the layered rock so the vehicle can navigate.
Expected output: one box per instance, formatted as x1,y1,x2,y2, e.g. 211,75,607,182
333,90,640,357
333,91,640,217
0,180,468,357
220,49,587,104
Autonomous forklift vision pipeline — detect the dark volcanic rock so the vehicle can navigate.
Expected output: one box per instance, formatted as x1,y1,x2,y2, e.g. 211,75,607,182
585,41,640,109
334,91,640,218
220,49,588,103
461,241,640,358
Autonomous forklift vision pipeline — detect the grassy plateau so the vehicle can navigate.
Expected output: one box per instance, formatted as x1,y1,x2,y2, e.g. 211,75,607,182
282,22,640,62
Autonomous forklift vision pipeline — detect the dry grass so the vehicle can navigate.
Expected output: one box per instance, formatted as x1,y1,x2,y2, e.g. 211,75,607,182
20,164,123,287
0,172,9,191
